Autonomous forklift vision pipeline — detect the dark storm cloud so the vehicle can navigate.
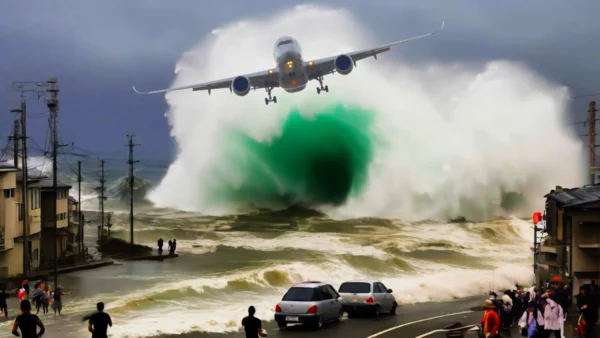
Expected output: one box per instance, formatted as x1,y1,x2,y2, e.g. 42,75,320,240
0,0,598,159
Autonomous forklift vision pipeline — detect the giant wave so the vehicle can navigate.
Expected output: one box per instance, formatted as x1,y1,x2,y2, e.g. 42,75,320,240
148,5,585,220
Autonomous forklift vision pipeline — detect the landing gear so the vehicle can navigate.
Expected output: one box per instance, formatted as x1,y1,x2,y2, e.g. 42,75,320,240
316,75,329,94
265,86,277,105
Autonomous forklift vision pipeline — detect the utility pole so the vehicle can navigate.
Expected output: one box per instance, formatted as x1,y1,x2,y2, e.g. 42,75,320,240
589,101,597,185
11,120,19,168
10,99,30,277
127,135,140,245
98,160,106,243
77,161,83,257
46,77,59,289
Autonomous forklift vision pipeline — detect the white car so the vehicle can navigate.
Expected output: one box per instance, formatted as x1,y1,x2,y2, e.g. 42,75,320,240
338,280,397,317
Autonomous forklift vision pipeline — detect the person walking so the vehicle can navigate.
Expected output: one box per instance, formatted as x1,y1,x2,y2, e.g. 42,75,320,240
171,239,177,255
542,290,564,338
11,300,45,338
0,284,9,318
481,299,500,338
88,302,112,338
518,301,544,338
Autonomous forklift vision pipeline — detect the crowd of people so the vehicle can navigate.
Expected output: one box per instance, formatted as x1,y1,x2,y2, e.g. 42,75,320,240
481,277,599,338
0,280,113,337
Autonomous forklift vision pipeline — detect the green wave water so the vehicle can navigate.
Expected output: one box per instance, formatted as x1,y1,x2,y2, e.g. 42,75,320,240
210,104,376,207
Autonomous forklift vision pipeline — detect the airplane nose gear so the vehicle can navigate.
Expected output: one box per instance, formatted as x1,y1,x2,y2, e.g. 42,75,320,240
265,86,277,105
316,75,329,94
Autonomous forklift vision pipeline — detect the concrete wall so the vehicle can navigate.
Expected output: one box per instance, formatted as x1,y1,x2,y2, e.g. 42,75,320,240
0,171,17,251
30,238,40,269
568,209,600,299
0,244,24,277
41,188,69,229
570,210,600,273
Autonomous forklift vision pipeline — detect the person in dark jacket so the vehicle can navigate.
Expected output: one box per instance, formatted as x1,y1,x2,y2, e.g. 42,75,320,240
0,284,9,318
157,238,164,256
578,286,598,338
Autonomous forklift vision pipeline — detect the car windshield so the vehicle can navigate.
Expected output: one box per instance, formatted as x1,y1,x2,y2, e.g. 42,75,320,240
282,287,315,301
277,40,293,47
339,282,371,293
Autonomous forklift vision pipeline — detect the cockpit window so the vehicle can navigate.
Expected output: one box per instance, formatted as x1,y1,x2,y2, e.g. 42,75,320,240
277,40,293,47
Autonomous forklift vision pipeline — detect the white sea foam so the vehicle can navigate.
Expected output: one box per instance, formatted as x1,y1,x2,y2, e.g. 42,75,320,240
149,4,584,220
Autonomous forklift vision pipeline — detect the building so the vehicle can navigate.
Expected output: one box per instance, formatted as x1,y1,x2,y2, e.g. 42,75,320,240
0,165,21,277
67,196,79,253
0,164,50,277
535,184,600,298
40,179,72,264
15,171,45,270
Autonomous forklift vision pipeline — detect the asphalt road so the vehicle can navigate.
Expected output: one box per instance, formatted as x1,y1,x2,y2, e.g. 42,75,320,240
159,296,488,338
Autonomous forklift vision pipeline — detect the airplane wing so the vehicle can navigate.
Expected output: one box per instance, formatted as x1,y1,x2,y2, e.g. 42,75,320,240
132,68,280,95
306,21,444,80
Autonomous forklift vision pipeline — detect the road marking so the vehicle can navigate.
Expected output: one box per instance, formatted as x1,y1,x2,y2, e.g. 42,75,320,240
366,310,474,338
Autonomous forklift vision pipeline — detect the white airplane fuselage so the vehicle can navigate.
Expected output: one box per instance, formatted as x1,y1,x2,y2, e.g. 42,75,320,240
273,36,309,93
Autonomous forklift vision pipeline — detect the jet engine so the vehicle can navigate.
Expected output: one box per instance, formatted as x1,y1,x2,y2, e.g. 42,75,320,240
334,54,354,75
231,76,251,96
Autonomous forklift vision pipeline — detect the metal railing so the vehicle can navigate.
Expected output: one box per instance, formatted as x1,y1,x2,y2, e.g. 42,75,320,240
415,324,483,338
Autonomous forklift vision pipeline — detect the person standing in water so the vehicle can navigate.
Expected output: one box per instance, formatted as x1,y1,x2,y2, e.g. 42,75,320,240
22,280,30,300
51,288,66,316
167,240,172,255
88,302,112,338
171,239,177,255
157,238,164,256
11,300,45,338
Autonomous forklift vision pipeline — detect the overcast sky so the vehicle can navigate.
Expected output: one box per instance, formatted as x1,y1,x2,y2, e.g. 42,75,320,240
0,0,598,161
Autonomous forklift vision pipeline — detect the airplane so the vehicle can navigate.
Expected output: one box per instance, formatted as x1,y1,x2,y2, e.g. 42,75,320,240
133,21,444,105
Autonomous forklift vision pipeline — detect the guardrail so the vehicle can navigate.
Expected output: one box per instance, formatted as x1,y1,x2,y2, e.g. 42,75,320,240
415,324,483,338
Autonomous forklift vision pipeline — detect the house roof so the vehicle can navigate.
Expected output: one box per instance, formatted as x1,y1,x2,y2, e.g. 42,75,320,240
68,196,78,203
545,184,600,208
16,170,48,182
0,164,17,173
39,178,72,190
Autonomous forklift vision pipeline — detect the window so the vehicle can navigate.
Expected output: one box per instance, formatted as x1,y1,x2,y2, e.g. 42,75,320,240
375,283,388,293
33,249,39,266
18,204,23,221
57,213,67,221
57,190,68,200
29,188,40,210
3,188,15,198
339,282,371,294
282,287,316,302
277,40,293,47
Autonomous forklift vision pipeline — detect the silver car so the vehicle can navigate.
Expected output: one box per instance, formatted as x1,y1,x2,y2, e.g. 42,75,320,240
338,279,397,317
274,281,344,329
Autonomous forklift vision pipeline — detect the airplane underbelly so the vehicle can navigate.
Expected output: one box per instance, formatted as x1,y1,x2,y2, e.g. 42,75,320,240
281,77,308,93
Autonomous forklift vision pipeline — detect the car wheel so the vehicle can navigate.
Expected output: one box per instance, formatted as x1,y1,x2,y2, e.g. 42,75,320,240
312,316,323,329
335,310,344,322
277,321,287,329
373,305,380,317
390,302,397,315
